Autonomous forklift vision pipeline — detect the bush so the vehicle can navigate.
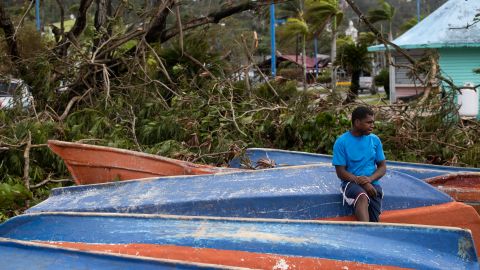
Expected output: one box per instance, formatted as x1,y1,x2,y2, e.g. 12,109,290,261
255,80,299,102
316,69,332,84
374,69,389,98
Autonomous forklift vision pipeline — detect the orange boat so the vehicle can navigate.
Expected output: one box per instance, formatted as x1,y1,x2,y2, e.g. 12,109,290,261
48,140,238,185
426,173,480,214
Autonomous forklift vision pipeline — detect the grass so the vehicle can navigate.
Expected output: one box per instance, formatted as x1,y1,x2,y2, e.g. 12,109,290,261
52,19,76,32
358,92,388,105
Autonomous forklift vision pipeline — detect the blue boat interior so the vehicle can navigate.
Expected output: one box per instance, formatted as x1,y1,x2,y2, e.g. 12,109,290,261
230,148,480,179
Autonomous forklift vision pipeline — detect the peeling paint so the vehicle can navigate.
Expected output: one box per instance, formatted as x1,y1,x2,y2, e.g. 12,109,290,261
273,259,289,270
458,236,474,261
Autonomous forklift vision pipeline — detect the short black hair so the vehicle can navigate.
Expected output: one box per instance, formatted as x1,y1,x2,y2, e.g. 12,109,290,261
351,106,374,125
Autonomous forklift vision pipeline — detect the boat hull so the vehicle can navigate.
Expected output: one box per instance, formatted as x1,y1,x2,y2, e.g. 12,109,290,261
0,238,232,269
48,140,237,185
426,173,480,214
0,213,477,269
27,165,453,218
26,164,480,256
230,148,480,179
49,242,408,270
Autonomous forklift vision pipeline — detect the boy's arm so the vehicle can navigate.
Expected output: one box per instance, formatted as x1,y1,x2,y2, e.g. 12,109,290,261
336,166,377,197
357,160,387,183
334,166,368,185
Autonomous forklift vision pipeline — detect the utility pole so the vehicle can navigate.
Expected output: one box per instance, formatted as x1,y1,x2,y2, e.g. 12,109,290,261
270,3,276,77
314,35,318,78
331,0,338,92
417,0,421,22
35,0,41,31
269,3,286,77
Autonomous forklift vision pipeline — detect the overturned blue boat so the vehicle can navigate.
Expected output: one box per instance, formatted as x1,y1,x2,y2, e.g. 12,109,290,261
25,164,480,256
230,148,480,179
27,165,451,217
0,212,478,269
0,238,234,270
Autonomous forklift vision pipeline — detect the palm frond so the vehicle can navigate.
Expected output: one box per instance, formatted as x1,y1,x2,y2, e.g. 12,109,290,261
280,18,309,37
367,0,395,24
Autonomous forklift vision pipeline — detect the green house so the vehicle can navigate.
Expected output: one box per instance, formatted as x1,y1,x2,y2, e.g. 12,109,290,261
369,0,480,119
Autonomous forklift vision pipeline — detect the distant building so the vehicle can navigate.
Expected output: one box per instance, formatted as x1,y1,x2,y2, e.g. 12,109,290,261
258,52,330,82
368,0,480,119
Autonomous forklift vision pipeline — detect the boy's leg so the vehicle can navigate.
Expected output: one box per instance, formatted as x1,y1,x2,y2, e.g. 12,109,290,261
355,195,369,221
342,182,370,222
367,185,383,222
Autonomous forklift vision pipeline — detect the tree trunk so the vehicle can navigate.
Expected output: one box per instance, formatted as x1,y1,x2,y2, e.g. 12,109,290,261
331,21,337,92
93,0,113,53
345,69,361,104
302,34,307,91
0,2,20,63
57,0,94,57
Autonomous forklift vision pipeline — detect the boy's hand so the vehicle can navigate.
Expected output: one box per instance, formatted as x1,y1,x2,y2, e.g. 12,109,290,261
362,183,378,197
356,176,371,185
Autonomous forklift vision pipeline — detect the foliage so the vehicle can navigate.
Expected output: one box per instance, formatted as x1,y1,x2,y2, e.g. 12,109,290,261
336,40,371,102
317,69,332,83
0,182,32,221
367,0,396,24
279,18,309,38
399,17,418,35
374,68,390,98
367,0,396,39
358,32,377,46
256,80,299,102
300,111,350,153
305,0,344,34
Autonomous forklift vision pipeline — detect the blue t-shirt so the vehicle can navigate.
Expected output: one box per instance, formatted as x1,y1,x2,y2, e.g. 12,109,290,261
332,131,386,184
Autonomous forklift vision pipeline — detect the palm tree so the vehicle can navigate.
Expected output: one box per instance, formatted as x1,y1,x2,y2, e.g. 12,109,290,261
336,39,371,103
399,17,418,35
367,0,395,103
279,17,309,90
305,0,343,90
367,0,396,41
276,0,343,90
275,0,304,63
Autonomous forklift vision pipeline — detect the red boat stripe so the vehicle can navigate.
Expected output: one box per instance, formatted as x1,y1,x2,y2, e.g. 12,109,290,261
323,201,480,257
39,242,409,270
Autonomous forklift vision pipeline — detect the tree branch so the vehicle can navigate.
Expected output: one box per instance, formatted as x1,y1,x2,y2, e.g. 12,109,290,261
144,0,175,43
162,1,266,43
23,131,32,190
0,2,20,62
343,0,416,65
57,0,94,56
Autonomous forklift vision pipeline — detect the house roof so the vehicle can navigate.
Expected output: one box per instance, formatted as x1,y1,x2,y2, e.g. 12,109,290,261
369,0,480,52
280,54,330,69
258,53,331,70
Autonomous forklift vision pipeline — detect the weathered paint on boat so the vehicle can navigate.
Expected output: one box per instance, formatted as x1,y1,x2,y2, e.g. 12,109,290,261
27,165,453,217
48,140,238,185
0,212,477,269
230,148,480,179
50,242,408,270
25,165,480,255
322,202,480,258
426,173,480,214
0,238,240,270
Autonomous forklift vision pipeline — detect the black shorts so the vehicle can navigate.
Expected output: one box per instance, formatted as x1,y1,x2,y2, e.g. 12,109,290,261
341,181,383,222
